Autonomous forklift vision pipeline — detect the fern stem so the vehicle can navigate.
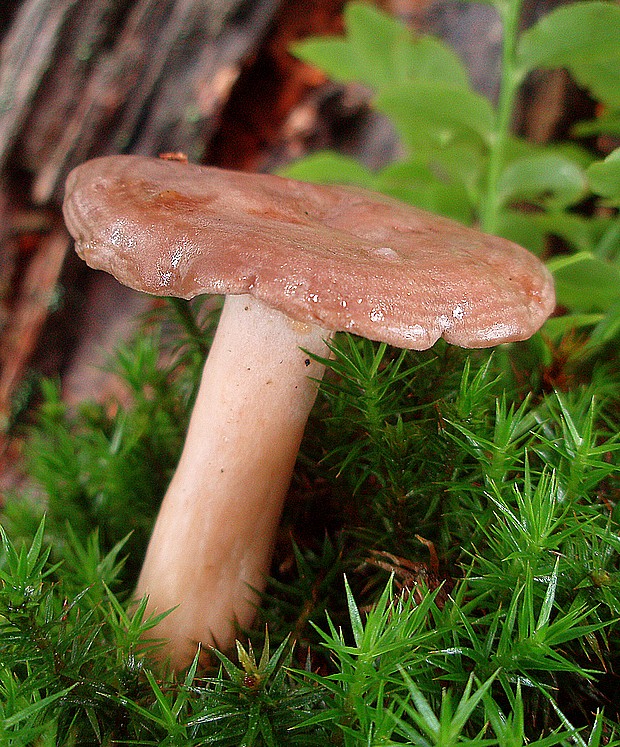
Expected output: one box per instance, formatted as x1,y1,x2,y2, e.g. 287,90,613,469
480,0,524,235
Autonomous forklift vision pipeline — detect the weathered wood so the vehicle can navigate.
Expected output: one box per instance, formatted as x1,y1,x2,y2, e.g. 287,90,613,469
0,0,80,169
129,0,280,160
19,0,131,173
0,0,326,490
22,0,282,203
0,0,286,446
30,0,189,202
0,225,70,427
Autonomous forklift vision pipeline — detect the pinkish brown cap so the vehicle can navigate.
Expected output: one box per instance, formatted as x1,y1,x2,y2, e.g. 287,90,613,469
63,154,555,350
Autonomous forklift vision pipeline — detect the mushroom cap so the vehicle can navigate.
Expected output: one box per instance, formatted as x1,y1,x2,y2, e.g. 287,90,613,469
63,154,555,350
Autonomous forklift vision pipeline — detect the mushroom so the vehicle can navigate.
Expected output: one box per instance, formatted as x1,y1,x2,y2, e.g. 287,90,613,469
62,154,555,669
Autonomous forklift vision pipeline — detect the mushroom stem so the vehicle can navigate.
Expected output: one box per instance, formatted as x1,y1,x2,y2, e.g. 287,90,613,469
135,293,332,668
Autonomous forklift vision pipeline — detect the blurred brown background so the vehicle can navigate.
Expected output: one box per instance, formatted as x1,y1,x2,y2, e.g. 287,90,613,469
0,0,589,496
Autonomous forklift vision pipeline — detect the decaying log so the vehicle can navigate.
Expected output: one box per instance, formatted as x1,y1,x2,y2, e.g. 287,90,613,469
18,0,282,203
0,0,285,407
0,0,80,171
0,224,69,429
18,0,131,176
